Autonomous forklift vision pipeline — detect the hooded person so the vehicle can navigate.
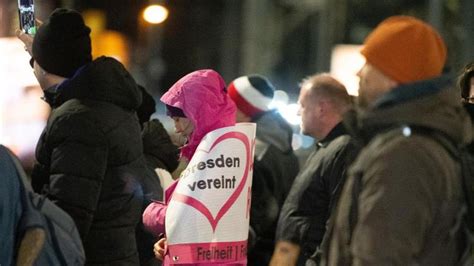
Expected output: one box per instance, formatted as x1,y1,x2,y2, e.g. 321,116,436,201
18,8,149,265
143,69,246,265
136,85,180,266
227,75,299,265
137,85,179,174
162,70,236,162
322,16,472,265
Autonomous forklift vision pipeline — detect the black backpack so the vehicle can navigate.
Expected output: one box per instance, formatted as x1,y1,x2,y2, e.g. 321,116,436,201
0,145,86,265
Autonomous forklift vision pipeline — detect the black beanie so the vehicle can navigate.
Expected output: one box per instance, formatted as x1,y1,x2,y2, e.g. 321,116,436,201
32,8,92,78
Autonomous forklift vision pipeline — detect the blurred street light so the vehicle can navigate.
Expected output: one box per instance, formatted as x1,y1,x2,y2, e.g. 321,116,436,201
83,9,130,67
143,4,168,24
269,90,289,109
277,103,301,126
330,44,365,96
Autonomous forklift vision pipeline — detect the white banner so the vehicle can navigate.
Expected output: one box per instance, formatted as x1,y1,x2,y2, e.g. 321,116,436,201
165,123,256,264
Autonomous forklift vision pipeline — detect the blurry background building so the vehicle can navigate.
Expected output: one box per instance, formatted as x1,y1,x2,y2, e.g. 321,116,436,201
1,0,473,165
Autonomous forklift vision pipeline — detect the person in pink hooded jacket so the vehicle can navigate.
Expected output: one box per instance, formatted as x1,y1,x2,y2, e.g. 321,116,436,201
142,69,238,265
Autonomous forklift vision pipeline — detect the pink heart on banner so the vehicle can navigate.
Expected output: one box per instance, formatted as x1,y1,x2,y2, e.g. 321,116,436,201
172,131,250,232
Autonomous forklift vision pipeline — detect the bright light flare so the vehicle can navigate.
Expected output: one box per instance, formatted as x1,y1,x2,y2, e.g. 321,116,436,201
269,90,289,108
330,44,365,96
271,90,300,126
277,103,301,126
143,5,169,24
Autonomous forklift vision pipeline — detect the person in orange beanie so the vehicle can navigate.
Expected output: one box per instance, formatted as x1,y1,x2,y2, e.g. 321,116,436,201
320,16,472,265
356,15,447,107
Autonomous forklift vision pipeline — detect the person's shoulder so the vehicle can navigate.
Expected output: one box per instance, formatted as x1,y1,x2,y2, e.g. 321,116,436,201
317,134,352,161
357,129,449,177
327,134,352,149
351,132,453,208
47,104,107,141
366,128,433,155
50,98,99,120
53,97,134,126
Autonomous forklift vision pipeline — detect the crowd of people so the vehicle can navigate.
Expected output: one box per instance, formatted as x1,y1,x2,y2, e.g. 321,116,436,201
2,6,474,266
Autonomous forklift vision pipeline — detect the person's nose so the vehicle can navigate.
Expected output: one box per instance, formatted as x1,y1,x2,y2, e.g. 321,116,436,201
174,122,182,133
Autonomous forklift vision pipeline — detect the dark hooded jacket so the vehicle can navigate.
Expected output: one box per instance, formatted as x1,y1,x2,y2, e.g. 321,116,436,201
323,76,472,266
248,110,299,265
275,121,352,265
136,86,179,266
138,119,179,266
31,57,147,265
142,119,179,173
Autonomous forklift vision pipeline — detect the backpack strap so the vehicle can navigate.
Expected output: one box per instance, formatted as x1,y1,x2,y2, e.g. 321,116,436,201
408,126,474,265
408,126,474,231
408,126,460,159
329,139,360,218
347,171,362,245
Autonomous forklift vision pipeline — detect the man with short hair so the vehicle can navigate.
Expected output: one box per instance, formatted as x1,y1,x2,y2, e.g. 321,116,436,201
18,8,149,264
227,75,300,265
270,74,353,266
323,16,471,265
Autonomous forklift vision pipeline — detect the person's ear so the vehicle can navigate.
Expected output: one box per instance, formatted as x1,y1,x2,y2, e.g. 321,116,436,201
315,100,326,115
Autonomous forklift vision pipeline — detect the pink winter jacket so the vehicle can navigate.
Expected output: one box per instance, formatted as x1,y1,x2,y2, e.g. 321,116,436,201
142,69,241,265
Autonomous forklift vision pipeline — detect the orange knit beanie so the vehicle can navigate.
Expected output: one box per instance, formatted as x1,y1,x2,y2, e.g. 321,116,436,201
361,16,447,84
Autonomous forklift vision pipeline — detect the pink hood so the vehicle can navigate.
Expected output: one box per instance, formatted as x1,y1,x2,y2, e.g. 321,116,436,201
161,69,236,160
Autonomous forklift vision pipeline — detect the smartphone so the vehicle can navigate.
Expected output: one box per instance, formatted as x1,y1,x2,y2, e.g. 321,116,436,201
18,0,36,35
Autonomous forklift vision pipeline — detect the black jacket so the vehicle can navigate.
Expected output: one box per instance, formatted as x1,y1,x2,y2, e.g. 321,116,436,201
32,57,147,265
142,119,179,173
137,119,179,266
248,111,299,265
275,122,351,264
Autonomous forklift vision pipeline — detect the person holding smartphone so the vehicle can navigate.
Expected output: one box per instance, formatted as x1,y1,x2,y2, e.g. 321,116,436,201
18,8,150,265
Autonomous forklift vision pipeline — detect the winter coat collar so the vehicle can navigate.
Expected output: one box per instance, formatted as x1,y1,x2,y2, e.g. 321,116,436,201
373,75,451,109
317,122,347,148
42,56,142,110
345,74,472,146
